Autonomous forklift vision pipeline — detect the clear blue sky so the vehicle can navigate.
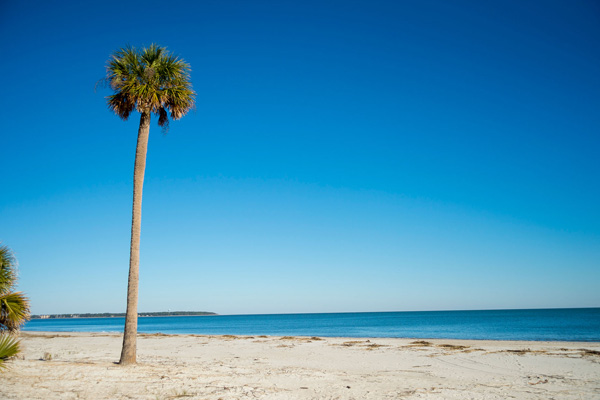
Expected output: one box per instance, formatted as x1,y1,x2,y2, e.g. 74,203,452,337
1,0,598,315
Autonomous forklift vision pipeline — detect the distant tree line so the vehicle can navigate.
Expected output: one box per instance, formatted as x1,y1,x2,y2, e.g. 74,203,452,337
31,311,216,319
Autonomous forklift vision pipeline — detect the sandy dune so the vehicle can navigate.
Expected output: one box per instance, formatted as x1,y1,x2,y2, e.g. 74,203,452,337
1,332,599,399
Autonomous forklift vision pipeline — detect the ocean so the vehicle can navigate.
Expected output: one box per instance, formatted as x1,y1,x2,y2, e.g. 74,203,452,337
23,308,600,342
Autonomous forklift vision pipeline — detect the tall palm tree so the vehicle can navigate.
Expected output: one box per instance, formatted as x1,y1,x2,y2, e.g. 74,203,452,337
103,44,195,365
0,244,30,369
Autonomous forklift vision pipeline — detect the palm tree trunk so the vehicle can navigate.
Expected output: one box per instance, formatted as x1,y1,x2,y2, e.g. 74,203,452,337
120,111,151,365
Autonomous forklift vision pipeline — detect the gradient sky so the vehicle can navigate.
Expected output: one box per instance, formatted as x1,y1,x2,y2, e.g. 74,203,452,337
1,0,599,315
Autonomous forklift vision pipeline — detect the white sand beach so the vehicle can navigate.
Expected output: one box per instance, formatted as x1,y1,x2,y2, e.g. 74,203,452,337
1,332,599,399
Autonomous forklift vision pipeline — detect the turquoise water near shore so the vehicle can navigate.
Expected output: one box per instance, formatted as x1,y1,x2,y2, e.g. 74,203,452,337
24,308,600,342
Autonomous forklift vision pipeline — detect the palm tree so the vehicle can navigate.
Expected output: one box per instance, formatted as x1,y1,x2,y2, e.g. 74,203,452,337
102,44,195,365
0,244,30,369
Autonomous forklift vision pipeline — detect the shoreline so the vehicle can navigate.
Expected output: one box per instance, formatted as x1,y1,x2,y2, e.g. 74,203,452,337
20,330,600,344
21,330,600,344
2,331,599,399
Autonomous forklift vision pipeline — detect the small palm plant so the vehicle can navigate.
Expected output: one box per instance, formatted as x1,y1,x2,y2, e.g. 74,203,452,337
0,244,30,369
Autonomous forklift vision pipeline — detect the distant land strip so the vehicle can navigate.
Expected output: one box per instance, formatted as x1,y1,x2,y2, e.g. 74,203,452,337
31,311,217,319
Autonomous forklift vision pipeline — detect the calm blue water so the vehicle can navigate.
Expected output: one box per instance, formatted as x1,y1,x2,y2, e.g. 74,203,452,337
24,308,600,342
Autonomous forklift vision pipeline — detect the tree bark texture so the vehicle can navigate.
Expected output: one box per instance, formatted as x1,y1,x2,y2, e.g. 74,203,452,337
120,111,151,365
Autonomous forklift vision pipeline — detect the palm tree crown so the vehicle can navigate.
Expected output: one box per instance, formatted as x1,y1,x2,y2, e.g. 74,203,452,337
105,44,195,129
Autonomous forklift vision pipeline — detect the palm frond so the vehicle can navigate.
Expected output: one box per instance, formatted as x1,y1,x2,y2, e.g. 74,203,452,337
0,244,17,296
0,292,30,332
157,107,169,130
107,92,135,121
0,334,20,369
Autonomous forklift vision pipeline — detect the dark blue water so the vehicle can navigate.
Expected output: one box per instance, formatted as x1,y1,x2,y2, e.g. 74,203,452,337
24,308,600,342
